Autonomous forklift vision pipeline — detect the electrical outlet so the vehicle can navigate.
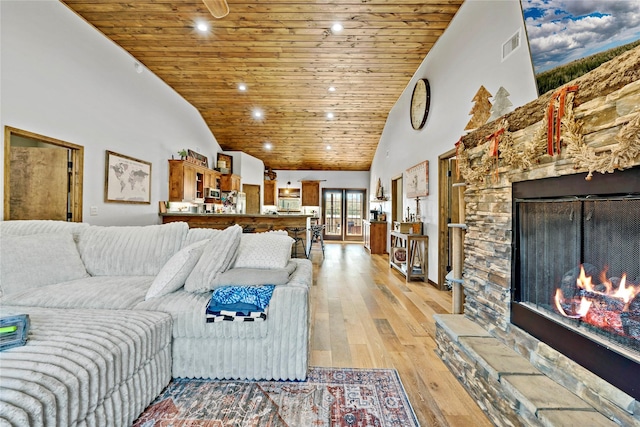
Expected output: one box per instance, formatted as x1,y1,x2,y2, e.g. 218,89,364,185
90,206,98,216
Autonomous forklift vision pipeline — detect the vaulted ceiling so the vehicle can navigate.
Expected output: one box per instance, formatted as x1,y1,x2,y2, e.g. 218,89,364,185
62,0,462,171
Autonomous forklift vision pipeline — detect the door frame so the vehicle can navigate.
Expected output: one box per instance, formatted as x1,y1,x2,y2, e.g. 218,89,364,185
390,174,403,224
4,126,84,221
321,187,367,241
438,148,461,290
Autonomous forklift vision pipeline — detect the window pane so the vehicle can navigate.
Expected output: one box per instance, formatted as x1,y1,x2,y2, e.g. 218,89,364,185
324,191,342,236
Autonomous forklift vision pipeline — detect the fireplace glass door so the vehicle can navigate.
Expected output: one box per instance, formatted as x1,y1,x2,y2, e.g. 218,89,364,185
516,197,640,352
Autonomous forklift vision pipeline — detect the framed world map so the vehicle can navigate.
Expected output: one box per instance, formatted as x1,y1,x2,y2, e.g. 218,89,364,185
404,160,429,198
105,150,152,204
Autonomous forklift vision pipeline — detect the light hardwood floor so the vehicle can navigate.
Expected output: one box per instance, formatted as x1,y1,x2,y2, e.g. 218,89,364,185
307,241,492,427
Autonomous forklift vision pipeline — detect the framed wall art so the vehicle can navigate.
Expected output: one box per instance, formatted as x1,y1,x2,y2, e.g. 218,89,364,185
187,149,208,168
404,160,429,198
104,150,151,204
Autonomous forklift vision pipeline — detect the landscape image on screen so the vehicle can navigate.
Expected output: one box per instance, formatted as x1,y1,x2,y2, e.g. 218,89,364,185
521,0,640,94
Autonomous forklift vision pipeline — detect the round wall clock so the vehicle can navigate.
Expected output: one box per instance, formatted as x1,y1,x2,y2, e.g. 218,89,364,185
410,78,431,130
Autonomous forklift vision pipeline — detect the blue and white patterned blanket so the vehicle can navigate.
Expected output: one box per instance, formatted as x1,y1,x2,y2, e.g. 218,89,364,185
211,285,275,311
206,285,275,323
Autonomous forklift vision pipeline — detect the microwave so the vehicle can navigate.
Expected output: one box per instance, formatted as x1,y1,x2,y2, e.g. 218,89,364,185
204,187,221,199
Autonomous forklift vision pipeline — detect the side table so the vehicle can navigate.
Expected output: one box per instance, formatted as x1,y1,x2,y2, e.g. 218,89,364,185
389,231,428,282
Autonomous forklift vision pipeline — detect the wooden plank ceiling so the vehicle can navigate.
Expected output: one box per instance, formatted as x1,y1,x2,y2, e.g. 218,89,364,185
62,0,462,171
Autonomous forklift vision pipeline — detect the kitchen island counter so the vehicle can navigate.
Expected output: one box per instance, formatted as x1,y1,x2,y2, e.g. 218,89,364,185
160,213,312,234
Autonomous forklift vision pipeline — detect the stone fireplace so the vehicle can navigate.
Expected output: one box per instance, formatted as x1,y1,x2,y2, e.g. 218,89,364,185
435,46,640,426
512,168,639,401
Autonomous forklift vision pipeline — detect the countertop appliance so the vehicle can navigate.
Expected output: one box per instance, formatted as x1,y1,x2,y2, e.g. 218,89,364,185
204,187,221,199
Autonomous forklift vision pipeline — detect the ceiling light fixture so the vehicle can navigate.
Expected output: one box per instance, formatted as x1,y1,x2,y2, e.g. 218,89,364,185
326,145,332,150
238,83,247,91
326,112,334,119
331,23,343,33
196,22,209,32
253,109,263,119
328,86,336,92
202,0,229,19
264,142,272,150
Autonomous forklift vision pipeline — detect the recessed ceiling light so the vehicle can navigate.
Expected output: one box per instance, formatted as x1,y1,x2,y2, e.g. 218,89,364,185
326,112,334,119
264,142,272,150
253,109,263,119
328,86,336,92
331,23,343,33
326,145,332,150
196,22,209,32
238,83,247,91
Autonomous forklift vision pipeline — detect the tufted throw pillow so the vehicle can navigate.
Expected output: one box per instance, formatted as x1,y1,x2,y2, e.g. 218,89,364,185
184,225,242,293
0,232,89,296
232,231,294,269
145,239,210,299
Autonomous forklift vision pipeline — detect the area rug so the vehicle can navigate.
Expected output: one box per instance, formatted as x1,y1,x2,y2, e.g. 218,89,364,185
133,366,419,426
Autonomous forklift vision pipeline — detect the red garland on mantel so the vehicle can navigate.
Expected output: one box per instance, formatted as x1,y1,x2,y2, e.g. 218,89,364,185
486,128,505,182
547,85,579,155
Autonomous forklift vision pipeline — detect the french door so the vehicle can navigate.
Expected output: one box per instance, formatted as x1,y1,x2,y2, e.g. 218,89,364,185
322,188,366,241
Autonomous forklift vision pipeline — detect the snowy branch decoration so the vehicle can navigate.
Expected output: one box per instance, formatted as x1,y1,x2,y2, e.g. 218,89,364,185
566,111,640,180
498,119,532,171
457,84,638,186
457,119,514,184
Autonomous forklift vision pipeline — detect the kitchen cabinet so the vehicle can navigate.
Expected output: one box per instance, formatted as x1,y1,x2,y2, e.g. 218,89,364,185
168,160,220,202
301,180,320,206
264,180,277,205
220,174,241,191
363,220,387,255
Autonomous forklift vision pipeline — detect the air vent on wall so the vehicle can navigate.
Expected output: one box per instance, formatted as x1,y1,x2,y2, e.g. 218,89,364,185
502,30,521,61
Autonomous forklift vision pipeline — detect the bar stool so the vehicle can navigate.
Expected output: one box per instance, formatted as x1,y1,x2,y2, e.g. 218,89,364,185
286,227,307,258
309,224,325,257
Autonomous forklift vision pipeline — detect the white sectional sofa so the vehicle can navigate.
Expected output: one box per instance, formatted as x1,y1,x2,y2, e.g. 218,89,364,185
0,220,312,426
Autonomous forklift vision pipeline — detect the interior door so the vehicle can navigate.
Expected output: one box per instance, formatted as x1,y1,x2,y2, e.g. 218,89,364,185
9,146,69,220
243,183,260,214
391,175,403,223
438,150,461,290
344,190,364,241
322,188,366,241
323,189,342,240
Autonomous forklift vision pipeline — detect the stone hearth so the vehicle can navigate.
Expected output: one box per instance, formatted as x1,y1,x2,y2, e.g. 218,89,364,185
435,46,640,426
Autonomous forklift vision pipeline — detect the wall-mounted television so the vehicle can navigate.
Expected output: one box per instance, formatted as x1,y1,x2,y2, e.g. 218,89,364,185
520,0,640,95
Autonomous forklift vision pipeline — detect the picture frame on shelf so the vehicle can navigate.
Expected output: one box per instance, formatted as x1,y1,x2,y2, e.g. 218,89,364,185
104,150,151,204
217,153,233,173
187,149,208,168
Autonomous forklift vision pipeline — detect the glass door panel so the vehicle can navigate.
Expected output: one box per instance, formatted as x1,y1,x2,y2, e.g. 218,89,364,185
322,189,366,241
324,190,342,239
345,190,364,240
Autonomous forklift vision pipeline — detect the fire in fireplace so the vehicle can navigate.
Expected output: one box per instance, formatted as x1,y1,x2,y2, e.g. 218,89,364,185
512,166,640,400
554,264,639,347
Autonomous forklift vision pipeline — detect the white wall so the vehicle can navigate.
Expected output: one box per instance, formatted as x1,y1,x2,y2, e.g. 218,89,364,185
1,1,222,225
224,151,265,204
274,170,369,193
224,151,265,188
370,0,539,283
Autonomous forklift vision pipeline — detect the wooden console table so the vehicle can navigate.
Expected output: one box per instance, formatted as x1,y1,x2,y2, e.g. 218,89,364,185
389,231,428,282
